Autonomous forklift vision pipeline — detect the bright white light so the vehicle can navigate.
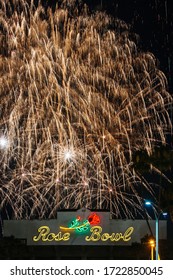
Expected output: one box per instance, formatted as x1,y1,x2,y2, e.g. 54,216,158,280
145,201,152,206
162,212,168,217
64,151,72,160
0,136,9,149
64,149,75,161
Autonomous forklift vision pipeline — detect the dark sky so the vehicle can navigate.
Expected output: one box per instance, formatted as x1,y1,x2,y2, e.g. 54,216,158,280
43,0,173,91
85,0,173,93
1,0,173,245
47,0,173,93
45,0,173,237
44,0,173,140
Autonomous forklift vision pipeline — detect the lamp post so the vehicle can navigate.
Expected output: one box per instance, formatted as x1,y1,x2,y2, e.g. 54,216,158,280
145,200,168,260
149,239,155,260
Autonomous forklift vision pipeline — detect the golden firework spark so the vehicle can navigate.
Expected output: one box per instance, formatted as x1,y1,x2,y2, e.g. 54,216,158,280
0,0,172,218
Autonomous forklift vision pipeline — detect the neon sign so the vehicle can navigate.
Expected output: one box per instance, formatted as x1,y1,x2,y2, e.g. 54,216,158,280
33,213,134,243
85,226,134,242
33,226,70,242
59,213,100,233
88,213,100,225
33,225,134,242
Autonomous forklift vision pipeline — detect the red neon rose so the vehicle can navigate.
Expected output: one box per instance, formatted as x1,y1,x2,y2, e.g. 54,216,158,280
88,213,100,225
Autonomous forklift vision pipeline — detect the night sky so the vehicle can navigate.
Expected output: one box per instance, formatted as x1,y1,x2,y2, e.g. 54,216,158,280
82,0,173,149
0,0,173,259
43,0,172,95
44,0,173,121
42,0,173,89
87,0,173,240
32,0,173,237
83,0,173,93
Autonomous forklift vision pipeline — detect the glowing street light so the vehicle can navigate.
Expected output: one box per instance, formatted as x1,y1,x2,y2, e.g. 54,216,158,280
145,200,168,260
145,201,152,206
149,239,155,260
162,212,168,217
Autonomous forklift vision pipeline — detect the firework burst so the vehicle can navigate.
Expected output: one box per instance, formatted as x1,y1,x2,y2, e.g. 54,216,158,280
0,0,172,219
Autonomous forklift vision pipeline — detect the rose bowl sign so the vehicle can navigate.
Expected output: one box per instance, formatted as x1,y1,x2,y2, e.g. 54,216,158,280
3,209,167,246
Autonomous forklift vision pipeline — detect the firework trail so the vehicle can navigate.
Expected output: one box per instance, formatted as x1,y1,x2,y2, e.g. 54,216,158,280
0,0,172,219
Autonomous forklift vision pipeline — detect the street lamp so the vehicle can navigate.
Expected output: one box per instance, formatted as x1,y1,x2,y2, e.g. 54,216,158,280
149,239,155,260
144,200,168,260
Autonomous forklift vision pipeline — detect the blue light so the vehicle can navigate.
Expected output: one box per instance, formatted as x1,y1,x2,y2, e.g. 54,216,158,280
145,201,152,206
162,212,168,217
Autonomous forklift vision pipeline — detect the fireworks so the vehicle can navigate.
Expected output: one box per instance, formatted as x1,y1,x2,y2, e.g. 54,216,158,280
0,0,172,219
